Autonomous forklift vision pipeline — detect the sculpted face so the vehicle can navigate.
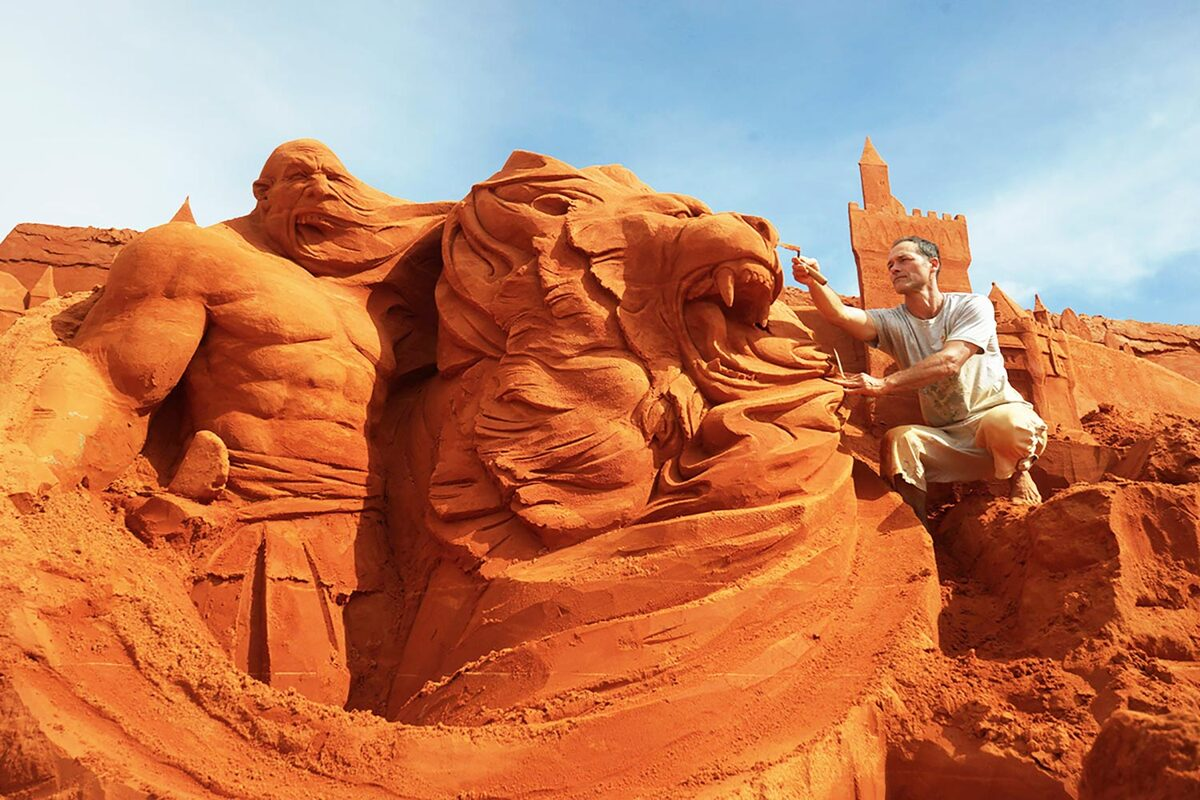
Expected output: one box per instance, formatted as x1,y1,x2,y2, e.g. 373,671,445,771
252,139,443,277
566,194,788,402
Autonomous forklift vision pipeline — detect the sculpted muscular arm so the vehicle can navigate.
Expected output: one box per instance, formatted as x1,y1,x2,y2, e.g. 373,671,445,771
15,225,207,492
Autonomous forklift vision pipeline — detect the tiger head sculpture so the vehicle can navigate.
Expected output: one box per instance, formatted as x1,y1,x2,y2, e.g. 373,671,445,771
420,151,845,557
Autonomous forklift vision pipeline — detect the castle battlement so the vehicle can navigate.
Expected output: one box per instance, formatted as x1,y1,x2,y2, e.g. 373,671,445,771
849,200,964,223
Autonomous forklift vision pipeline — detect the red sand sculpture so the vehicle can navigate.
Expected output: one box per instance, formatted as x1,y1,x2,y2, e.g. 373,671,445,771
0,141,1197,798
989,284,1083,435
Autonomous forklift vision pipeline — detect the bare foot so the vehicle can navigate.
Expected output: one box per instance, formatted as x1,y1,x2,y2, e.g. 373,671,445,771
1009,469,1042,505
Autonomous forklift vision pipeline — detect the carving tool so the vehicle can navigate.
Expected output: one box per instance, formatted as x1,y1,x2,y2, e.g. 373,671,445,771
833,348,845,378
780,242,828,285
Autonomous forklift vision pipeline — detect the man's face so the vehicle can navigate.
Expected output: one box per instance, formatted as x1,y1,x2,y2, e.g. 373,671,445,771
886,241,938,295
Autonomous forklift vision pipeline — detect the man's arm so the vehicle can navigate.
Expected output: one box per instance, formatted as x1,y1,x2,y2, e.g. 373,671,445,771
830,339,982,396
791,256,877,342
13,226,207,493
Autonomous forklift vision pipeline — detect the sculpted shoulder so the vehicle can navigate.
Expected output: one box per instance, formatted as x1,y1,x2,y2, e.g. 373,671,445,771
106,221,262,301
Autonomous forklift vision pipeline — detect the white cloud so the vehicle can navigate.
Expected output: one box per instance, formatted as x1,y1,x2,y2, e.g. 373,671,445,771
970,101,1200,310
964,27,1200,313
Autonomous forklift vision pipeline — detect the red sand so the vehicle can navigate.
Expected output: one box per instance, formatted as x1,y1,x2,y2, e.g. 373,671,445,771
0,143,1197,798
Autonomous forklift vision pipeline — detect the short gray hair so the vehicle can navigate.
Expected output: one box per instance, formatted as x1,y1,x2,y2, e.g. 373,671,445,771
892,236,939,263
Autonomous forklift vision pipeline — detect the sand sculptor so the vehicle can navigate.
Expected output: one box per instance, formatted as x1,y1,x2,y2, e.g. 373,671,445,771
2,140,452,704
793,236,1048,523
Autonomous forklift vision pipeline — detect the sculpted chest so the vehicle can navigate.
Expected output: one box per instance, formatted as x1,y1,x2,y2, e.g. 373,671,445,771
203,255,386,368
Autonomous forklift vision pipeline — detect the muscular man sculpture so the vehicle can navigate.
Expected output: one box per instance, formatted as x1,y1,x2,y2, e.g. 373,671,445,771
9,140,451,704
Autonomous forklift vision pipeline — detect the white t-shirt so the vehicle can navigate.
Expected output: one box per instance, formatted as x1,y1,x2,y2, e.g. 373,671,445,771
867,293,1028,427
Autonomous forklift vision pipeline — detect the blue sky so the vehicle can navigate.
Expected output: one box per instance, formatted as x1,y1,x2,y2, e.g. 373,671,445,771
2,1,1197,323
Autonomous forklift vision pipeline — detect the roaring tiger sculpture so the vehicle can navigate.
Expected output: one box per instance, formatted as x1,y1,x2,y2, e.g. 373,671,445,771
383,152,852,719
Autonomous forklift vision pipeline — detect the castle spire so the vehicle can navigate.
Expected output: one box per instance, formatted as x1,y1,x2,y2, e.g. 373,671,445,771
859,136,886,166
858,136,893,210
1033,293,1051,325
989,283,1031,323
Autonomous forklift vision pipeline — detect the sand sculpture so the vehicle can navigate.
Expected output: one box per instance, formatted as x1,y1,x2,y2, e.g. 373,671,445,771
3,140,453,705
989,284,1083,435
0,142,1197,798
1058,312,1200,384
381,151,880,721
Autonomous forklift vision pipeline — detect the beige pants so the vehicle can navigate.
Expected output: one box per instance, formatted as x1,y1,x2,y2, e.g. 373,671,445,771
881,402,1047,492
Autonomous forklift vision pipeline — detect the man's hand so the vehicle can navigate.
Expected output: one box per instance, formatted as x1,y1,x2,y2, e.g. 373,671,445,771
829,372,888,396
791,255,824,288
788,254,877,342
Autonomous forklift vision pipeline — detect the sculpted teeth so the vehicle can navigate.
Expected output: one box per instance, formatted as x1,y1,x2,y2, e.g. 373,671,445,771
717,268,736,308
685,261,776,310
296,213,329,228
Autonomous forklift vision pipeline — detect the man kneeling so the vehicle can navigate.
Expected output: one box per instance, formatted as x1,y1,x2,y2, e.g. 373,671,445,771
794,236,1046,524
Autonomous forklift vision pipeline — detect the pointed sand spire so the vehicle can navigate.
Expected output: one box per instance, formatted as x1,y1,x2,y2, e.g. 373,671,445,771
1033,294,1051,324
170,196,196,224
858,136,898,210
27,267,57,309
0,271,28,324
859,136,886,166
989,282,1031,322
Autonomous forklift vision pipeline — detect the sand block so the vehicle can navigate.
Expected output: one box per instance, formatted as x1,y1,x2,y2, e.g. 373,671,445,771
167,430,229,502
1030,436,1120,496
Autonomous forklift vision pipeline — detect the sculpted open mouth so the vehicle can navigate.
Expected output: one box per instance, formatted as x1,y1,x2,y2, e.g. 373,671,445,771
292,211,344,245
679,257,785,386
684,258,776,328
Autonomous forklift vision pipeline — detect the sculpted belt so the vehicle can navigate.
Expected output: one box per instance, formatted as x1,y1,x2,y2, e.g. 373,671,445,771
225,448,385,522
